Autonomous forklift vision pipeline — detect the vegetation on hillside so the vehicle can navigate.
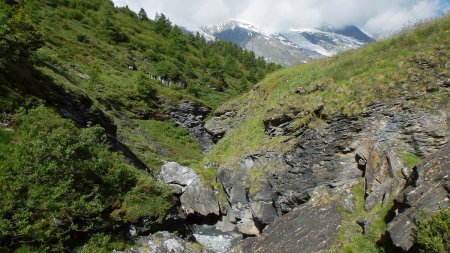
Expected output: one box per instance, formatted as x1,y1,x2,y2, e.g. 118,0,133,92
204,15,449,169
415,209,450,253
0,107,174,252
0,0,279,251
0,0,447,252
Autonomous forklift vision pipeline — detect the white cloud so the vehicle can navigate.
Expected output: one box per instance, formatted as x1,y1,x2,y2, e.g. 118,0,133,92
112,0,449,34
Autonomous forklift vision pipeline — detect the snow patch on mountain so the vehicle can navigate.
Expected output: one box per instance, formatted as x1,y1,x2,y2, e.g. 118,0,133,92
183,20,374,66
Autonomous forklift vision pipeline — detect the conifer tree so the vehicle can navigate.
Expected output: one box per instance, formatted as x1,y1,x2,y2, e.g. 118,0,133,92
138,8,148,21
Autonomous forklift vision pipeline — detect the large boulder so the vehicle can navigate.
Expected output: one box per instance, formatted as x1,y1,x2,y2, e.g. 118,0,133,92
230,202,341,253
362,144,406,211
387,144,449,251
159,162,220,217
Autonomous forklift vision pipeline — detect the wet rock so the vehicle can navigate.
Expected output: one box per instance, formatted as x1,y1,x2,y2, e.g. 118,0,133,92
132,205,193,240
159,162,220,217
387,144,450,251
122,231,213,253
193,224,243,253
231,202,341,253
168,102,214,152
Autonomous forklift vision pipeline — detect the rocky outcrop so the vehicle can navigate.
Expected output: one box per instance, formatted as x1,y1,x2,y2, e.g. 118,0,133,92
263,113,294,137
214,102,447,240
205,103,250,144
387,144,449,251
205,109,238,142
168,102,214,152
270,116,363,213
217,155,280,236
230,202,341,253
361,144,406,211
117,231,212,253
159,162,220,217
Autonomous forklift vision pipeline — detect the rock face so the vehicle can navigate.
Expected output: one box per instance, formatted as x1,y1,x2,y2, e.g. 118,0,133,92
205,99,248,143
387,144,450,251
230,202,341,253
362,144,406,211
217,155,280,236
118,231,212,253
168,102,214,152
159,162,220,217
211,102,447,241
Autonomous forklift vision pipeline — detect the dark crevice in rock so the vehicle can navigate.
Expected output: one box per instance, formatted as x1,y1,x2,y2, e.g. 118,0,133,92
167,102,215,152
186,213,221,226
132,205,194,240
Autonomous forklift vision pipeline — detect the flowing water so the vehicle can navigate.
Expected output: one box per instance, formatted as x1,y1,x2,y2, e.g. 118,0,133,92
193,224,243,253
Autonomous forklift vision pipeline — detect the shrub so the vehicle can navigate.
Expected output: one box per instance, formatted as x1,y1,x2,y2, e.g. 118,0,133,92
0,106,137,251
76,34,89,43
415,209,450,253
136,70,157,98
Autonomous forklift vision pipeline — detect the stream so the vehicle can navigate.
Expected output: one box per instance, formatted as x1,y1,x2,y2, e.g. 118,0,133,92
193,224,243,253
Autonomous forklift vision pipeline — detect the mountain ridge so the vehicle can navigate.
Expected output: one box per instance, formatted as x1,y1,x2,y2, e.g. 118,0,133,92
184,20,375,65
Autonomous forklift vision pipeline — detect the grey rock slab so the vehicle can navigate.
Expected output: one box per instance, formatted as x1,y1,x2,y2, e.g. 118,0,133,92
387,144,450,251
232,202,341,253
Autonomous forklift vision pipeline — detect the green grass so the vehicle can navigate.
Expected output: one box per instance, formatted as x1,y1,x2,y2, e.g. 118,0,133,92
136,119,203,165
399,153,422,168
335,180,395,253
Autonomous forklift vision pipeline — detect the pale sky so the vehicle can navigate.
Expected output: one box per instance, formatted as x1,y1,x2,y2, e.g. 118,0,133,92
112,0,450,35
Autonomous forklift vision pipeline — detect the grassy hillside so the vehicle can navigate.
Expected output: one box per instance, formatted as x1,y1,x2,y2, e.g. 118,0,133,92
204,15,449,168
0,0,280,168
0,0,279,252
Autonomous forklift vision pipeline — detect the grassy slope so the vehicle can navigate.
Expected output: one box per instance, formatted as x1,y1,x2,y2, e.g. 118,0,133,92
204,15,450,168
0,0,278,170
0,1,278,251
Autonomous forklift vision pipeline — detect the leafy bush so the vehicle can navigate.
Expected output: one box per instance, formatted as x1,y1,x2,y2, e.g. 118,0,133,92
0,107,173,252
415,209,450,253
136,70,157,98
0,3,43,70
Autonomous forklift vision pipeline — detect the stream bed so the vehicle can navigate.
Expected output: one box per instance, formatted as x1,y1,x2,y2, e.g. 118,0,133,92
193,224,243,253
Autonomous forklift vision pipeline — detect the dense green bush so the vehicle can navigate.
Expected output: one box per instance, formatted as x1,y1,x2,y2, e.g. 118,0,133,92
0,107,172,252
0,2,43,70
136,70,157,98
415,209,450,253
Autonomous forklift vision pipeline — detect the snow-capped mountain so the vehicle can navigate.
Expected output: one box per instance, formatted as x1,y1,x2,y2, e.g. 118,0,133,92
185,21,374,66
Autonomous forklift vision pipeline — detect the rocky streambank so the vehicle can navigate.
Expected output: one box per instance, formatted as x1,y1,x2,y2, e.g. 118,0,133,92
122,99,448,253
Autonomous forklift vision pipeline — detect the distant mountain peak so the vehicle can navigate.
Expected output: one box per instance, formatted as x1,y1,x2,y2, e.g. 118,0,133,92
184,20,374,66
